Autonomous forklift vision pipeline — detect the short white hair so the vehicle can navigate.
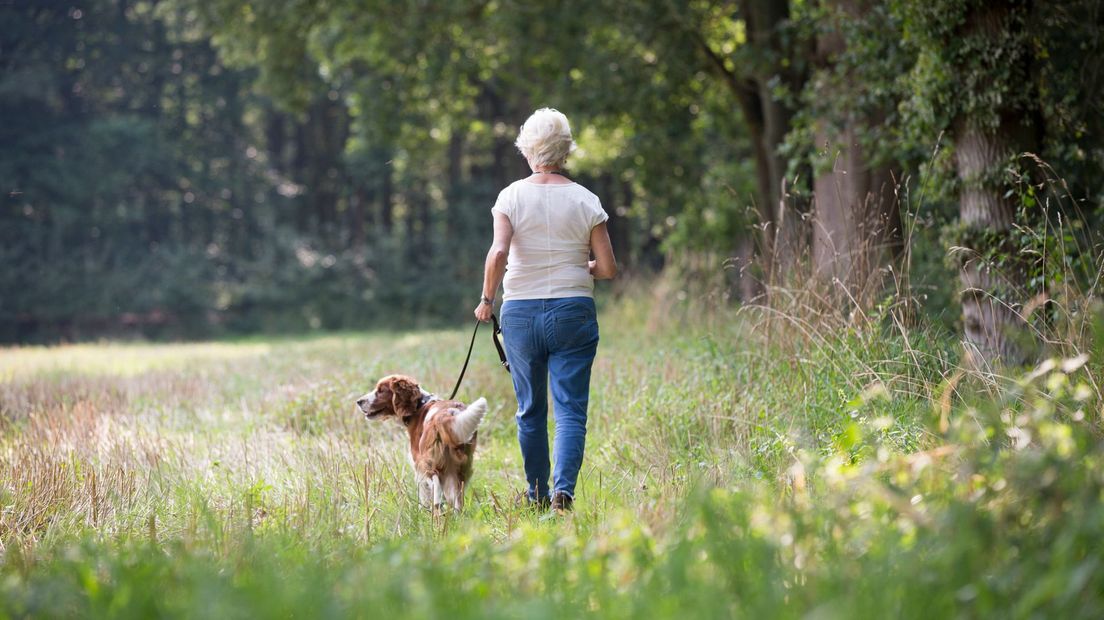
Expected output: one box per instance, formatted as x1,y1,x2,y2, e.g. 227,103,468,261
515,108,577,169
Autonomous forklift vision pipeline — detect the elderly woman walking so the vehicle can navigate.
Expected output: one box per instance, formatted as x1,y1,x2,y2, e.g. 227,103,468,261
474,108,617,512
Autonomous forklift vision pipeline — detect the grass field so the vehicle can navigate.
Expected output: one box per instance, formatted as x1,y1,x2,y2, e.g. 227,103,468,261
1,292,1102,618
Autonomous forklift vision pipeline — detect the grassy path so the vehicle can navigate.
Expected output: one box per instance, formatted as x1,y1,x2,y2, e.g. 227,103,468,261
2,298,1100,617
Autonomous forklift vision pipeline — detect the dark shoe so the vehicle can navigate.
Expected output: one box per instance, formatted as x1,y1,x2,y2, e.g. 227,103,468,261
516,490,550,511
550,492,574,513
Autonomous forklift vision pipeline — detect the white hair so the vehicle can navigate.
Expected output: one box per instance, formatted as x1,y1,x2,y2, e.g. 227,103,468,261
515,108,577,169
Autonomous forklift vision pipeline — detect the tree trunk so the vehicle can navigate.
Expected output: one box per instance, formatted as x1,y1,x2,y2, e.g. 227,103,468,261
693,0,806,279
406,186,432,269
950,1,1040,366
609,177,633,270
481,81,527,190
742,0,806,275
446,130,464,237
810,0,902,309
293,120,311,233
955,119,1031,364
379,149,394,234
811,128,900,305
266,110,287,175
350,187,367,245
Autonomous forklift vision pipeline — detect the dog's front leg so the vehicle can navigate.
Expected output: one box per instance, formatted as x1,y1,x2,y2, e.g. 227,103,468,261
430,474,444,513
443,475,463,512
416,472,433,509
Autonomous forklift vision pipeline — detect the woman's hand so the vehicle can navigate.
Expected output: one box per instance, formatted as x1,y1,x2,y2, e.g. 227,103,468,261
474,300,494,322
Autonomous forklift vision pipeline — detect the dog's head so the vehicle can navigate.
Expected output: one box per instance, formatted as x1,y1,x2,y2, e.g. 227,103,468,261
356,374,425,421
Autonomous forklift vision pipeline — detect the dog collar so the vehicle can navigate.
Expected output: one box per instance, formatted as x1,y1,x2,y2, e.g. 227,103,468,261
417,393,440,409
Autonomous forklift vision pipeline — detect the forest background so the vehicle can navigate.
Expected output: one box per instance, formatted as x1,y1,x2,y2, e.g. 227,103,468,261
5,0,1102,362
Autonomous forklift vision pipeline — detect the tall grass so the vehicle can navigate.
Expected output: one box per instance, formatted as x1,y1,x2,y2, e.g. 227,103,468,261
2,222,1103,616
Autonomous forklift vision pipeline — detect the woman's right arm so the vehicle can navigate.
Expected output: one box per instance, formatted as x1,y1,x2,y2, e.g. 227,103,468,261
588,222,618,280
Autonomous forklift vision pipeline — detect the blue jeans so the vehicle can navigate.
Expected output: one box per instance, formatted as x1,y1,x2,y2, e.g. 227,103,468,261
500,296,599,501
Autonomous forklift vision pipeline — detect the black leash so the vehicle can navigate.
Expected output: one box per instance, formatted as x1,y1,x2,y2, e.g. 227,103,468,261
448,313,510,401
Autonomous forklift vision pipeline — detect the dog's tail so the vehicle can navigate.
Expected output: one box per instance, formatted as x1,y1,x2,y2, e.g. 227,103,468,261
451,397,487,444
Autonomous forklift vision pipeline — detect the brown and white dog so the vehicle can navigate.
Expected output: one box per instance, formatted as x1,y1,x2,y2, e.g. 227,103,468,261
356,374,487,512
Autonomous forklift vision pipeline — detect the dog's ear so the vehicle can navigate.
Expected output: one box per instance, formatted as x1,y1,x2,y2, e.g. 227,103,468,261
389,376,421,417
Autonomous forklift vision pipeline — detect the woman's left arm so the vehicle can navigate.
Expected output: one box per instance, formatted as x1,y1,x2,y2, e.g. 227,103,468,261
588,222,618,280
474,211,513,322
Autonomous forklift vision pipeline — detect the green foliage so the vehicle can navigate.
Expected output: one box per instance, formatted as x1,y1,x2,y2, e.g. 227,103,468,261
784,1,926,178
894,0,1035,133
3,0,1103,353
890,0,1104,205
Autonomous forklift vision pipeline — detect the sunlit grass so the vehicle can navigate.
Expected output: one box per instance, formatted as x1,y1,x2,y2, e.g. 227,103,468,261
0,341,274,381
1,291,1102,617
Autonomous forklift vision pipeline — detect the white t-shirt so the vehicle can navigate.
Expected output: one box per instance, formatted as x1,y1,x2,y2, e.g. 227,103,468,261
491,179,609,301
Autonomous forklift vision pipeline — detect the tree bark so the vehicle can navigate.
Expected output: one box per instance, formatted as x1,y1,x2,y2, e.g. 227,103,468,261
811,129,900,304
955,119,1032,365
810,0,902,308
950,2,1040,365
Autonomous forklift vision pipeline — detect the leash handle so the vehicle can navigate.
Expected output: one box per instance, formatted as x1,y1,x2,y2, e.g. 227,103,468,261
491,314,510,373
447,313,510,401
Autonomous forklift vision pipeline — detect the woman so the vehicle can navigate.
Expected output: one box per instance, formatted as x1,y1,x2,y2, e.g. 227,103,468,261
474,108,617,512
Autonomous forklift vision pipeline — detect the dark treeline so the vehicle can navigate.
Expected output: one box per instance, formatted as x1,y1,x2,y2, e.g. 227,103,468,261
3,0,1103,363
